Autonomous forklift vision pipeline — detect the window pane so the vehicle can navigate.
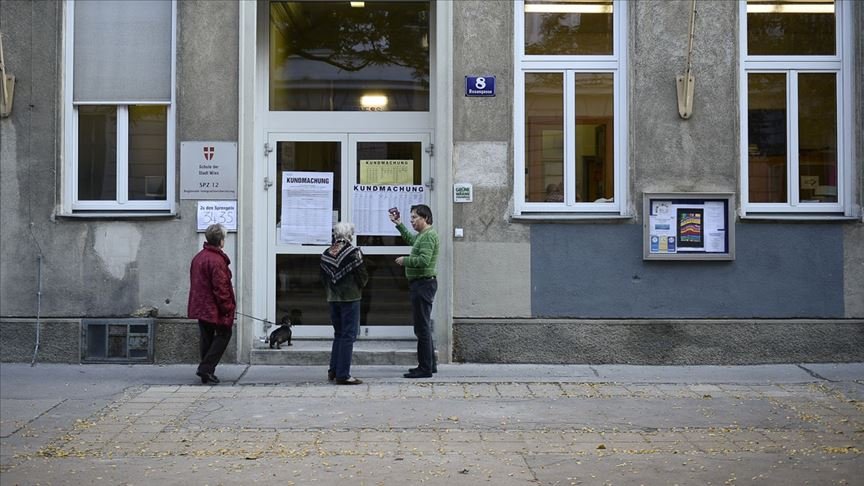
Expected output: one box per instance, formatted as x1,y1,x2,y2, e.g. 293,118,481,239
525,73,564,203
355,141,421,247
276,141,341,244
747,0,835,56
78,105,117,201
525,0,613,55
270,1,430,111
73,0,172,103
128,106,167,200
574,73,613,202
798,73,837,203
747,73,787,203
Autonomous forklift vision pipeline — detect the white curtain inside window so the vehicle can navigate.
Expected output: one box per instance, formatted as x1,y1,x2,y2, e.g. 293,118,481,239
73,0,172,103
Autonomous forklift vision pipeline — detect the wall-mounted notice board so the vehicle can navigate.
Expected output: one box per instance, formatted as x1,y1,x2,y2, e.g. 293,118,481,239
643,193,735,261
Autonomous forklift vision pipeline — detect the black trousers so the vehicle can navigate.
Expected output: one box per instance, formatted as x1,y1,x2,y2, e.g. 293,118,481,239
198,321,232,375
409,278,437,372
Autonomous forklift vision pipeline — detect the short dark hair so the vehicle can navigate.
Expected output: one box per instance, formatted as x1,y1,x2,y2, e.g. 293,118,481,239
410,204,433,224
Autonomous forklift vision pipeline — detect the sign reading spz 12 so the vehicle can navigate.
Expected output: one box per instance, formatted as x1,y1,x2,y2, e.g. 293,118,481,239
465,76,495,97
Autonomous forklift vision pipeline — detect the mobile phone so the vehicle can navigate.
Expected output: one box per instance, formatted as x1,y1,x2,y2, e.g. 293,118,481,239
388,207,400,219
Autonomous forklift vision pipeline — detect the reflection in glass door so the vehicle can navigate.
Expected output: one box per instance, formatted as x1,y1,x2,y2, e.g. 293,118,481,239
267,133,430,339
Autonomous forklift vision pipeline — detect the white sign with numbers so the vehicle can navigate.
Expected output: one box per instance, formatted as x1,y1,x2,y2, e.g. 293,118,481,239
197,200,237,232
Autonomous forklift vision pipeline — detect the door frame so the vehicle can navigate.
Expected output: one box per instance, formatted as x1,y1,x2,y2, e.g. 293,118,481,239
238,0,453,361
264,132,431,339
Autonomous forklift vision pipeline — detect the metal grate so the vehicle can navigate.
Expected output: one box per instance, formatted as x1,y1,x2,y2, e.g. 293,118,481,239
82,319,154,363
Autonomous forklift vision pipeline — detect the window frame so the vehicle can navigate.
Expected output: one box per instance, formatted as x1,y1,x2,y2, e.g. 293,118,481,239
62,0,177,215
513,0,628,216
738,0,855,218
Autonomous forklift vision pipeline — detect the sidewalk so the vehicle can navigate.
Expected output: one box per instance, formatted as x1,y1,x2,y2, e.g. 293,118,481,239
2,363,862,485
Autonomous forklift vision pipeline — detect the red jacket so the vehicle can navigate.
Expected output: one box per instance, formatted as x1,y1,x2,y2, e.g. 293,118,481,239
187,243,236,326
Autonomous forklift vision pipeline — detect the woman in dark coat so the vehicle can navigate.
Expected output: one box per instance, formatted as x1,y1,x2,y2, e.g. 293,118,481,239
188,224,236,384
320,222,368,385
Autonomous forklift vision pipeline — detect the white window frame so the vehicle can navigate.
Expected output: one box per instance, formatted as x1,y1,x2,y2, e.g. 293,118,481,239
513,0,628,217
738,0,855,218
62,0,177,215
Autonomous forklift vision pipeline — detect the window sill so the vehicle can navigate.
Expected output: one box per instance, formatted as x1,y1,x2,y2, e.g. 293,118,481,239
58,210,178,220
511,212,633,223
740,213,860,222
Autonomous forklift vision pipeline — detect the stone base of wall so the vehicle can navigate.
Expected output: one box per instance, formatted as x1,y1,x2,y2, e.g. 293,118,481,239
453,319,864,364
0,319,237,364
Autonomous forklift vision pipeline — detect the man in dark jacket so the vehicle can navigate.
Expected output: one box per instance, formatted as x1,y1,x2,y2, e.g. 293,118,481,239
188,224,236,384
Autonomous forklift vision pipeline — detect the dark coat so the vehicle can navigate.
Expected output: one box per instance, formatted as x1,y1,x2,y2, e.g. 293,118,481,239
188,243,236,326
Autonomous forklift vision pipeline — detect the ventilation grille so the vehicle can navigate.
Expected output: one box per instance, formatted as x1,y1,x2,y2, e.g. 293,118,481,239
82,319,154,363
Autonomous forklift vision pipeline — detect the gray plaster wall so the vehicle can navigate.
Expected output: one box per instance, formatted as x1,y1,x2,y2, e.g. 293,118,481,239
631,0,739,205
0,1,240,361
531,223,845,318
452,319,864,364
451,2,531,316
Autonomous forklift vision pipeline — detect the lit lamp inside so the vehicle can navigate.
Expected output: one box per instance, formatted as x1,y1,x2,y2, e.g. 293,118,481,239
360,95,388,110
524,1,613,14
350,2,365,8
746,0,834,14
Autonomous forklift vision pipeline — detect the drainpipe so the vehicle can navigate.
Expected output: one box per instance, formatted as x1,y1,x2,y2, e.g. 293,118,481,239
30,254,42,366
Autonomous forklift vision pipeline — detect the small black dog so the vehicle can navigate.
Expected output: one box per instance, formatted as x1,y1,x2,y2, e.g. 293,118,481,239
268,315,294,349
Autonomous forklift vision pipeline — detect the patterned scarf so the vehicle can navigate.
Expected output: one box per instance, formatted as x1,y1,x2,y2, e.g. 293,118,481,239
320,240,363,284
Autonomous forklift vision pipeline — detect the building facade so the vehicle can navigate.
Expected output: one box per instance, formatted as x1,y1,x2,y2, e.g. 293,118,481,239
1,0,862,365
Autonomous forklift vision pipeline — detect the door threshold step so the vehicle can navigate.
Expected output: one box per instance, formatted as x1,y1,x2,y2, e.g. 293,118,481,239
251,339,418,366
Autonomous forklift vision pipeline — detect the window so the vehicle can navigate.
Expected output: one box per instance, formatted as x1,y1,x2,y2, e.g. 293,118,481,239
269,1,430,112
740,0,853,216
514,0,627,215
63,0,176,213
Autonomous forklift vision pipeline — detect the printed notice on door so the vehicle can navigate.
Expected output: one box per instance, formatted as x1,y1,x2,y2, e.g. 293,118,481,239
280,171,333,245
359,160,413,185
353,185,426,236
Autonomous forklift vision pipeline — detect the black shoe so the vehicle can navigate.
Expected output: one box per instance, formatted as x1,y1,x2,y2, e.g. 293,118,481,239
335,376,363,385
410,366,437,374
403,370,433,379
197,371,219,384
328,370,336,382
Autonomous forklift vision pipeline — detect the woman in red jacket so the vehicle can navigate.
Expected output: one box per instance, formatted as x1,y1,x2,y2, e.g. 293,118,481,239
188,224,236,384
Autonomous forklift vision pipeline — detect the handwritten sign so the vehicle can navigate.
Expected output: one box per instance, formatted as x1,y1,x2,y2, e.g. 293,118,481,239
197,200,237,232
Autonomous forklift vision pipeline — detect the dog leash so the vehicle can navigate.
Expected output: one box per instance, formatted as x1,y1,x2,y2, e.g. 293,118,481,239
235,311,279,326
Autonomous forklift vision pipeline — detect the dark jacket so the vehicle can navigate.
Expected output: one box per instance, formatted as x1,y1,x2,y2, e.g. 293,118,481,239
188,243,236,326
320,244,369,302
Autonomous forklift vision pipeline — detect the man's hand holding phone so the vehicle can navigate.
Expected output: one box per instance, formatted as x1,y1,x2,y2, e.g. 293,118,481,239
388,207,401,224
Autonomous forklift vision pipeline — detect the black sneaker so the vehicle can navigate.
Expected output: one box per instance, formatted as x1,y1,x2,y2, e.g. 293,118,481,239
403,370,433,379
335,377,363,385
410,366,437,374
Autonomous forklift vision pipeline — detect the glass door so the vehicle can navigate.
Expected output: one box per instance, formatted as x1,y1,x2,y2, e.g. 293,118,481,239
267,133,431,339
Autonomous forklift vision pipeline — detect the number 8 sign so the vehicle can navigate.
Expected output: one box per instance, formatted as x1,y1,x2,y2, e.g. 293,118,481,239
465,76,495,97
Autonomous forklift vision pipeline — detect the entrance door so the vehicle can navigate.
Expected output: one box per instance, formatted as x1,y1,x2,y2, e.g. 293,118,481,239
266,133,431,339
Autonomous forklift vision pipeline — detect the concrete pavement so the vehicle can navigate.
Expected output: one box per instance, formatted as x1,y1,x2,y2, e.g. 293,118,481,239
1,362,862,485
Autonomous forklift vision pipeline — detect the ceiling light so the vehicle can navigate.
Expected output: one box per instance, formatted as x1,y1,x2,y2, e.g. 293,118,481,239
360,95,388,109
525,3,613,14
350,1,365,7
747,3,834,14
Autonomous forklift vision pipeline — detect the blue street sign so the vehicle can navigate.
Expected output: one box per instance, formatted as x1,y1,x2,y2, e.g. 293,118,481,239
465,76,495,97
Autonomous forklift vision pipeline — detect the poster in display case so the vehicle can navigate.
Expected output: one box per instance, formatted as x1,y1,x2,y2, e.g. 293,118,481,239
643,193,735,261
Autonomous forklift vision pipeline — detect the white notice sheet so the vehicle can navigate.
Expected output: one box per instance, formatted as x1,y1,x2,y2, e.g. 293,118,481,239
353,185,426,236
703,201,726,252
280,171,333,245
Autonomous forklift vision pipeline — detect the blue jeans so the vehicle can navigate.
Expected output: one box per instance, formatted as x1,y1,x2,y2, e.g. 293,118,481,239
329,301,361,380
409,278,437,373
